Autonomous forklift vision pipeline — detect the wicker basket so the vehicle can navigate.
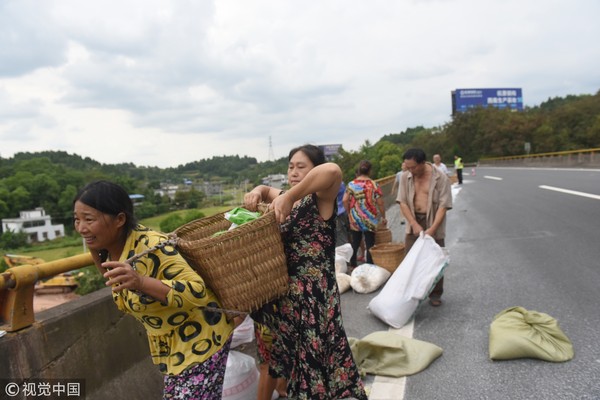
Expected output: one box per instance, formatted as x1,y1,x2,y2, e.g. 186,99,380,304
375,227,392,245
370,243,406,274
173,210,288,313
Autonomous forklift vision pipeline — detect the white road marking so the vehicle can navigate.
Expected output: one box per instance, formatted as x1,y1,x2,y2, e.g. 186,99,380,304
539,185,600,200
483,176,503,181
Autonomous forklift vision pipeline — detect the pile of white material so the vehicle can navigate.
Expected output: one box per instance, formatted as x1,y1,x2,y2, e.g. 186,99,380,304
350,263,391,294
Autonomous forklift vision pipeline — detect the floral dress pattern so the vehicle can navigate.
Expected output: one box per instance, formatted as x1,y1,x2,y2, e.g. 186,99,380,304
346,178,382,232
254,194,367,400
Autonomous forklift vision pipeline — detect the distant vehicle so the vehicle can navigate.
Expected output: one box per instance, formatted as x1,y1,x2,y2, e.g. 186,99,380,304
3,254,80,291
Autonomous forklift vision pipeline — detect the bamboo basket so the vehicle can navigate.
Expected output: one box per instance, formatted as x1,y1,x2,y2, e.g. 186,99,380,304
370,243,406,274
173,210,288,313
375,227,392,245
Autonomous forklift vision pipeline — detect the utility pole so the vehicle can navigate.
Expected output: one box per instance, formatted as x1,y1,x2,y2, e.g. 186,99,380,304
268,136,275,162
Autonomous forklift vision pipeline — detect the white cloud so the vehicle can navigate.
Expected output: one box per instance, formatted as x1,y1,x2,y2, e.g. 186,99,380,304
0,0,598,167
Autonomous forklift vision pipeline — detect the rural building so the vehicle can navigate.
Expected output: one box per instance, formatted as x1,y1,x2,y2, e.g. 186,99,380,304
1,207,65,243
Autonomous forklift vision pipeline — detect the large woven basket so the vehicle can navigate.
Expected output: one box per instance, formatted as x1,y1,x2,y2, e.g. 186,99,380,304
375,227,392,245
370,243,406,274
173,210,288,313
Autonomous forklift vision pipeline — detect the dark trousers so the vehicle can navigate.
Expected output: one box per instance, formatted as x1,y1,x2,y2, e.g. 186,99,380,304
335,212,350,247
404,214,445,300
456,168,463,184
350,230,375,266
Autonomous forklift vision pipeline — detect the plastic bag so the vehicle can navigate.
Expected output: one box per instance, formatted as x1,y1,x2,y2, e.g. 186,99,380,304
368,233,449,328
489,306,574,362
350,263,391,294
222,350,260,399
335,243,353,273
231,315,255,349
224,207,261,230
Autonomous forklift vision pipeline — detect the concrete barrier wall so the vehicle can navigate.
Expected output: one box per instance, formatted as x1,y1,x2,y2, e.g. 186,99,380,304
0,287,163,400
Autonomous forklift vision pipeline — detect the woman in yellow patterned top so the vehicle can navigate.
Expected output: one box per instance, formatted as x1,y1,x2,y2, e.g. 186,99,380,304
73,180,233,399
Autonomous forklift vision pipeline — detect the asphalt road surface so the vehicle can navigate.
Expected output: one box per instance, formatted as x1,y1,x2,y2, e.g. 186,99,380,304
341,167,600,400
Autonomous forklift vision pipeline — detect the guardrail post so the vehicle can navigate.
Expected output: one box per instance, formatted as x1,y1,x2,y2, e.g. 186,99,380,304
0,264,39,331
0,253,94,332
0,282,36,332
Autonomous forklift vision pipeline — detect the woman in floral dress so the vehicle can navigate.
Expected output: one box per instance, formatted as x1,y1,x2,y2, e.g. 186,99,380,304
245,145,367,400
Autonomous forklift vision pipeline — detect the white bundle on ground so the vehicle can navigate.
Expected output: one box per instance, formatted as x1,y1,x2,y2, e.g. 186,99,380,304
222,350,260,399
335,243,353,273
368,233,449,328
230,315,254,349
350,263,391,294
336,272,352,294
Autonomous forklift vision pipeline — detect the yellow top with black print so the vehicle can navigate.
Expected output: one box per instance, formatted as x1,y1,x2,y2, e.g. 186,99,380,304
113,225,233,376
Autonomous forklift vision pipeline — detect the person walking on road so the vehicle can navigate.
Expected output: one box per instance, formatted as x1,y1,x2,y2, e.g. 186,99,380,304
398,148,452,306
454,155,464,184
343,160,387,267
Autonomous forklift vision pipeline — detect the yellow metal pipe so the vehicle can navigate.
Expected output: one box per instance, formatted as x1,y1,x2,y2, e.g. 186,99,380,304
1,253,94,290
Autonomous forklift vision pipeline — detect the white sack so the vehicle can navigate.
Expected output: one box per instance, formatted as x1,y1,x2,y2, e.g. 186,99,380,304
230,315,254,349
336,273,352,294
335,243,353,273
222,350,259,399
350,263,391,294
368,233,449,328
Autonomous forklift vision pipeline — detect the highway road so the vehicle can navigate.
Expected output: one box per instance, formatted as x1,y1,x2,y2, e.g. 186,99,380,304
341,167,600,399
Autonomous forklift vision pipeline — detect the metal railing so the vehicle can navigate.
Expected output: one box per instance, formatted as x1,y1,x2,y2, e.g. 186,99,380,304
479,147,600,164
0,253,93,331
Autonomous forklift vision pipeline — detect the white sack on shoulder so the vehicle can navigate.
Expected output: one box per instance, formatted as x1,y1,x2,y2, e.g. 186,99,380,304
350,263,391,294
368,233,449,328
336,273,352,294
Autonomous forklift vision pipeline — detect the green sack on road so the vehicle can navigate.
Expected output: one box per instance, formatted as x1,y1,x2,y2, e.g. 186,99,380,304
489,306,574,362
349,331,443,377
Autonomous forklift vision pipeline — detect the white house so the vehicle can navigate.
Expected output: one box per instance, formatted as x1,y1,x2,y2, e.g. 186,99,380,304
261,174,288,189
1,207,65,243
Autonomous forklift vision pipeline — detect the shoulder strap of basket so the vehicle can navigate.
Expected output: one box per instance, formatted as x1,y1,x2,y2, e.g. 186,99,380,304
124,234,247,317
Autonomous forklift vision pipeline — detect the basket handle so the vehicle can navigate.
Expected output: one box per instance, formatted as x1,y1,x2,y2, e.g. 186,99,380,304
124,237,179,267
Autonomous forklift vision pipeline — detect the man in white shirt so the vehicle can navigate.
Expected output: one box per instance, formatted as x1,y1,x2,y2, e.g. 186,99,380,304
433,154,450,176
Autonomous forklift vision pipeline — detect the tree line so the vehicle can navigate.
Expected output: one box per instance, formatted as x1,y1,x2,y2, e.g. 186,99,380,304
1,90,598,236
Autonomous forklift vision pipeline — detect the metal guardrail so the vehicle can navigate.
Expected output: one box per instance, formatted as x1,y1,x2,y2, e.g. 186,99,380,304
479,148,600,163
0,253,93,331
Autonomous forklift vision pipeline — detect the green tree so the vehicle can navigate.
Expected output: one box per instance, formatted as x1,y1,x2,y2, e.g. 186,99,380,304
160,214,184,233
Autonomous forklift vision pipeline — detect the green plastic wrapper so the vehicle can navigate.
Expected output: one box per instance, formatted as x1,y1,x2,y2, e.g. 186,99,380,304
224,207,261,226
489,306,574,362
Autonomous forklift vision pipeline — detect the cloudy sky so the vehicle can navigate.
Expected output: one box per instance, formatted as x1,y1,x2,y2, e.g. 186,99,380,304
1,0,598,168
